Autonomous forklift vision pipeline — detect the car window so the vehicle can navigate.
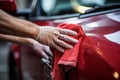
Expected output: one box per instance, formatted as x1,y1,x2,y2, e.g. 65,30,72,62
40,0,120,16
15,0,120,18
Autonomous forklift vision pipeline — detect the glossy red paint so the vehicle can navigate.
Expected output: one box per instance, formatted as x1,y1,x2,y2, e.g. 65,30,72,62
77,12,120,80
0,0,17,12
14,11,120,80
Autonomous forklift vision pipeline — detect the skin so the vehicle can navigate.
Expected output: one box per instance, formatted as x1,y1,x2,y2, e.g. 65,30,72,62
0,9,78,53
0,9,39,39
0,33,53,59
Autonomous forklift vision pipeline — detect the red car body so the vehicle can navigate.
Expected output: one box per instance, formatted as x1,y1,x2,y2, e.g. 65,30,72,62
0,0,120,80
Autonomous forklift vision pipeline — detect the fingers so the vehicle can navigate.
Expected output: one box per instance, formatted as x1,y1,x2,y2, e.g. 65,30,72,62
44,46,53,57
32,41,51,59
54,38,73,49
58,28,78,43
38,50,49,59
41,58,52,69
44,49,53,61
52,28,79,53
55,45,64,53
59,29,77,36
58,34,78,43
52,42,65,53
37,27,79,53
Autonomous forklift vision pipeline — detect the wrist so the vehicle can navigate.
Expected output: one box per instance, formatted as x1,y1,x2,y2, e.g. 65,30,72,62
18,19,40,40
30,25,40,40
25,38,36,47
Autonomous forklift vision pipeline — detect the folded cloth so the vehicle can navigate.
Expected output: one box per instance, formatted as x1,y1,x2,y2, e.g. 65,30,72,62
51,23,86,80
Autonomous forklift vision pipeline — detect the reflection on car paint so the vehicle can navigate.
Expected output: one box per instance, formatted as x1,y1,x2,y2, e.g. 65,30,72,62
53,17,89,24
113,71,119,80
104,31,120,45
85,19,114,28
107,13,120,22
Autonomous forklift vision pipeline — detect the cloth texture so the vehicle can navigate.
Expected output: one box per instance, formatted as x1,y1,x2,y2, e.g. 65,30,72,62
51,23,86,80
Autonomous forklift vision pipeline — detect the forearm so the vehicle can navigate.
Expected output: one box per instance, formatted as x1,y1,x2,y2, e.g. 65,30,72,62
0,9,39,39
0,26,18,36
0,33,34,47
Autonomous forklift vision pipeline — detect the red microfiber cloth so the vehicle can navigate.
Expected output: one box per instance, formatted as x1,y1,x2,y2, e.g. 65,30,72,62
51,23,86,80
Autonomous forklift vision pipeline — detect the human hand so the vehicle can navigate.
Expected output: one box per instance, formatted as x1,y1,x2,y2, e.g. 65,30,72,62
36,26,78,53
32,41,53,59
28,39,53,59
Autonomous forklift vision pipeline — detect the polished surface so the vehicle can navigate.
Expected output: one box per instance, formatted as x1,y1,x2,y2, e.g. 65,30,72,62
35,11,120,80
12,11,120,80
